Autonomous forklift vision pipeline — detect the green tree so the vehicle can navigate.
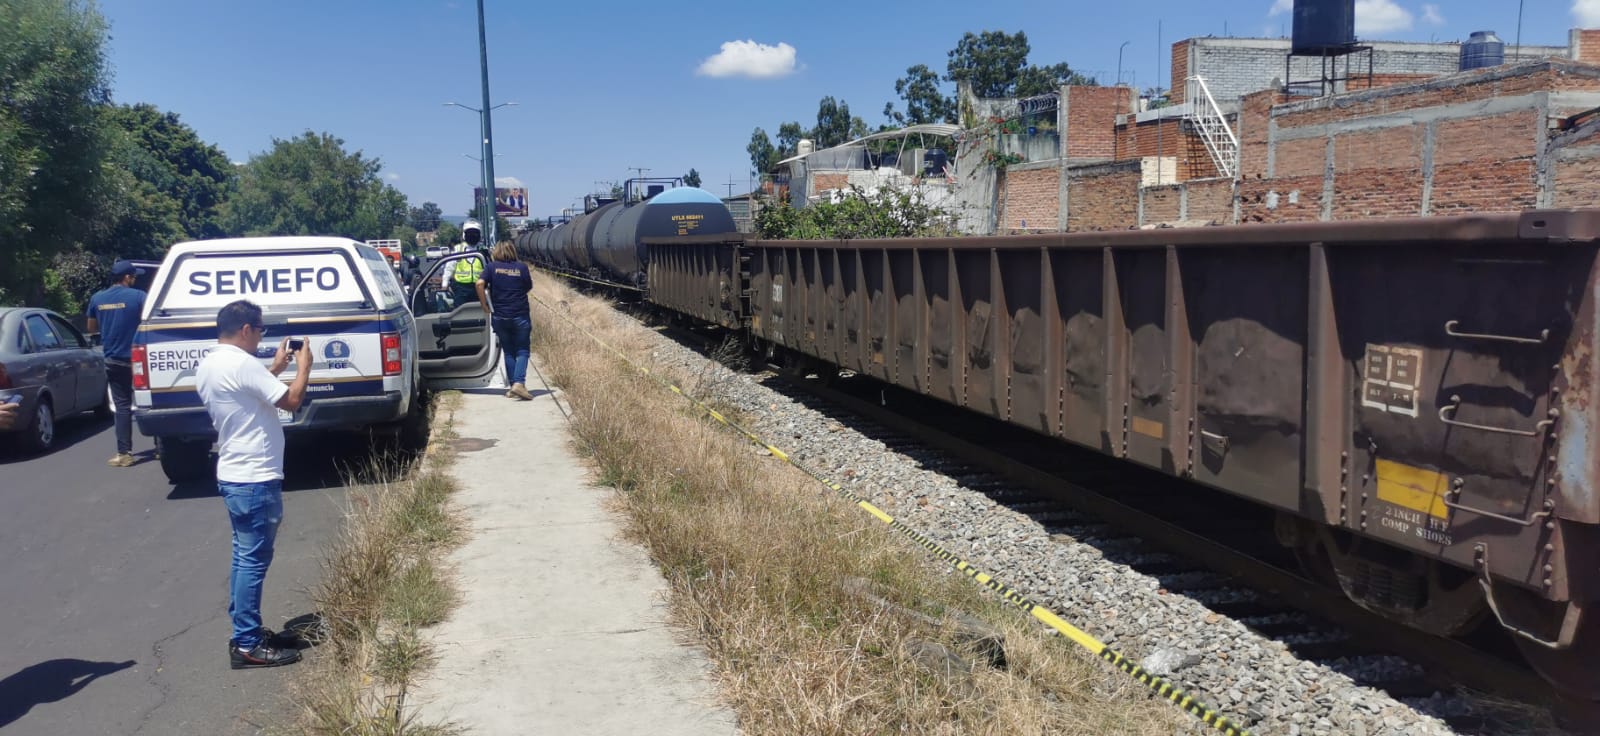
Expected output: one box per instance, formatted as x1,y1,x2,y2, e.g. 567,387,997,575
1015,62,1097,97
944,30,1095,100
747,128,778,176
393,223,419,255
0,0,113,304
221,131,407,241
683,168,701,188
776,121,806,158
408,201,443,231
434,221,461,248
884,63,956,126
813,97,855,149
88,103,234,261
494,214,512,242
946,30,1032,98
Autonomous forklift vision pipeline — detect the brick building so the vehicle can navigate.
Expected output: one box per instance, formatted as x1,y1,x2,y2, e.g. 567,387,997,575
986,27,1600,235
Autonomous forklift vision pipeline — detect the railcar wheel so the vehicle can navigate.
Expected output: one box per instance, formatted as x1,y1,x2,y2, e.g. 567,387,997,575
1489,586,1600,702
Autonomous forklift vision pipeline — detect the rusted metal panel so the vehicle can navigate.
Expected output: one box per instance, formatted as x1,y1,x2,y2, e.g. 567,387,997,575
820,248,841,366
907,250,928,394
1119,249,1169,471
924,250,956,403
862,249,892,382
841,249,864,374
1555,252,1600,528
1187,247,1308,512
1304,244,1348,526
1052,249,1106,452
1336,244,1583,592
1166,247,1195,479
1102,248,1128,458
800,249,819,357
956,250,993,412
1042,249,1065,439
1001,249,1047,432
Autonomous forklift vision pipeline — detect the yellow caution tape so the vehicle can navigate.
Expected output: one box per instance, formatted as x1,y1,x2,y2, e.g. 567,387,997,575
531,291,1253,736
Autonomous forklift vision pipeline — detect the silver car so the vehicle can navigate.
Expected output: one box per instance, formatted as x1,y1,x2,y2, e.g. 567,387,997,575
0,307,110,452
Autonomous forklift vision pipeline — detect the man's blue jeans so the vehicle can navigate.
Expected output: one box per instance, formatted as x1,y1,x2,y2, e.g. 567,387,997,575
493,315,532,386
219,480,282,649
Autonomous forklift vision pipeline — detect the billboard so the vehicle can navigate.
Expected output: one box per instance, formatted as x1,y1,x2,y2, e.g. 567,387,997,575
475,186,528,218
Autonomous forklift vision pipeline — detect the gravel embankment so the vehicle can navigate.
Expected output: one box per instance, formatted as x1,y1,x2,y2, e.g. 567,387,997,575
600,310,1484,736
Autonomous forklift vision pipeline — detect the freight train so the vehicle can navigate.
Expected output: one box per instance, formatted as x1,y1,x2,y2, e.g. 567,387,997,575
517,185,1600,701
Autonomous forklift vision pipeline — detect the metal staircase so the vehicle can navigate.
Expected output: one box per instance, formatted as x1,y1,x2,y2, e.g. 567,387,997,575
1185,75,1239,179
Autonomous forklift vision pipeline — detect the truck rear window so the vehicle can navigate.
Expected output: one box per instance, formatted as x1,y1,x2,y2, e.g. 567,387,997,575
155,250,371,311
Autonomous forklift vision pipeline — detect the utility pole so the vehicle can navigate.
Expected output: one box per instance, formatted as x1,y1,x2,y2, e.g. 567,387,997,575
476,0,498,245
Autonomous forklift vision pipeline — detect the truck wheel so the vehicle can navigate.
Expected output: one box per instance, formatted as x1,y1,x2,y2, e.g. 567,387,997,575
157,438,213,483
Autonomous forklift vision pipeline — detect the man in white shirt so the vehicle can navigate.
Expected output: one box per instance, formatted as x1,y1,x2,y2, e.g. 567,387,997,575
195,300,311,669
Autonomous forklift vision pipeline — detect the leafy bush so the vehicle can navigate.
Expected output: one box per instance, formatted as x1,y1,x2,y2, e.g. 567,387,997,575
754,186,959,240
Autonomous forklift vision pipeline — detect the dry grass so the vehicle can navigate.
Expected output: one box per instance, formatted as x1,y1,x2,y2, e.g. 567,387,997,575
529,274,1190,735
279,393,466,736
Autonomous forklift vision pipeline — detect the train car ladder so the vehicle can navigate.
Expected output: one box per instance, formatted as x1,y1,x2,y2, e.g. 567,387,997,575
1185,76,1239,180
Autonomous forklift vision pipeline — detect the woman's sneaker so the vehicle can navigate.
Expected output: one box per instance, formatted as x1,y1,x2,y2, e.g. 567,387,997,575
230,641,302,669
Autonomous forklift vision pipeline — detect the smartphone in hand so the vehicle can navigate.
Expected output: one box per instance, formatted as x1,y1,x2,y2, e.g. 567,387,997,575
287,338,305,352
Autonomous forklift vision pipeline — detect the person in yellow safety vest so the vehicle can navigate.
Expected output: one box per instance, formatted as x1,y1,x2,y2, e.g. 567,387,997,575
450,219,486,306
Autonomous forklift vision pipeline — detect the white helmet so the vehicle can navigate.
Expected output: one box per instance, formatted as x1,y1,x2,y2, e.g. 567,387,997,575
462,218,483,247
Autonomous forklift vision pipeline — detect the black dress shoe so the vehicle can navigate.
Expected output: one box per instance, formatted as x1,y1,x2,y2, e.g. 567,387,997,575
230,641,302,669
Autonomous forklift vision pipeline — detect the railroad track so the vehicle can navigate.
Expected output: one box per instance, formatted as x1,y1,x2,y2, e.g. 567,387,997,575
628,305,1599,734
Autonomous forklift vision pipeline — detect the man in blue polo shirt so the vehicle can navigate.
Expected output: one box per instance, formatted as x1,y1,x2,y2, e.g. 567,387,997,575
87,260,148,467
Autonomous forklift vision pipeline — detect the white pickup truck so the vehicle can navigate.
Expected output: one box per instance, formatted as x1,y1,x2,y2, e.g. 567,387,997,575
133,236,499,482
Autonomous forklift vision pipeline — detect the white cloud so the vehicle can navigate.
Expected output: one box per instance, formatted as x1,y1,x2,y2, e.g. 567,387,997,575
1421,3,1444,24
385,172,401,181
1268,0,1291,16
1356,0,1414,35
695,40,798,79
1577,0,1600,27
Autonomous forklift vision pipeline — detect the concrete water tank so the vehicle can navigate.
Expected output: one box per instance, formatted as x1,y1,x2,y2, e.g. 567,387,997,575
1460,31,1505,71
1291,0,1356,54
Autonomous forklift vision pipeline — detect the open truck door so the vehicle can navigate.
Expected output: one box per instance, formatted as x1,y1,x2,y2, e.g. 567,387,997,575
411,251,500,390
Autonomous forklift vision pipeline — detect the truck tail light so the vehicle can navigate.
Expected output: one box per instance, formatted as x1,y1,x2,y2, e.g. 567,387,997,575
382,333,402,376
132,345,149,390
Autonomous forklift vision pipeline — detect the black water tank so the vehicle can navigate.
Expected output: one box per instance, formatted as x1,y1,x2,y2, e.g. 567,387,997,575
1292,0,1356,53
1460,30,1505,70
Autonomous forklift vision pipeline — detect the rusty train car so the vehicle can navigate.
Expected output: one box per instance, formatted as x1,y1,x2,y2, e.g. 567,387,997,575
637,209,1600,699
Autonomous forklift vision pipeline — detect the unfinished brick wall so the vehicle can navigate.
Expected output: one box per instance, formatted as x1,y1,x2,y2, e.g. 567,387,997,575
1066,162,1141,231
1237,60,1600,223
1064,86,1132,159
1345,73,1435,91
1237,89,1286,180
1429,110,1541,215
1114,117,1220,181
811,172,849,192
1000,166,1061,232
1141,185,1182,223
1574,29,1600,64
1170,41,1190,104
1331,125,1425,219
1185,178,1234,223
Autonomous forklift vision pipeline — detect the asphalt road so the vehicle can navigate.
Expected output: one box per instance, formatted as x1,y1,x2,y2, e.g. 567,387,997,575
0,411,375,734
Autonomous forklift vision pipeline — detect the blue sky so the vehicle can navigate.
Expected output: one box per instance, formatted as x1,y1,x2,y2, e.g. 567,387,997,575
97,0,1591,221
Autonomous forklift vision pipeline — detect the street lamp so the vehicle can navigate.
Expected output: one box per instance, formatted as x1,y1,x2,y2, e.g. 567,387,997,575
445,100,517,241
